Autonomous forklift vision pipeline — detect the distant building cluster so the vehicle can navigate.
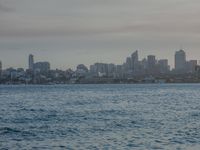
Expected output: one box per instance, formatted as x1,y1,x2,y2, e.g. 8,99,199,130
89,51,170,79
0,49,200,84
28,54,50,73
174,50,197,73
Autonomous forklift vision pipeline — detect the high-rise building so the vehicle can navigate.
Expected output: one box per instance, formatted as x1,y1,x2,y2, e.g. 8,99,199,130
107,63,116,77
175,50,186,72
147,55,156,69
147,55,157,74
89,63,108,76
29,54,34,71
187,60,197,73
125,57,132,71
131,50,139,72
141,58,147,70
158,59,169,73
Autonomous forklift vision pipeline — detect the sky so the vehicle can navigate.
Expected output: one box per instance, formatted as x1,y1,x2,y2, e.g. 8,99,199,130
0,0,200,70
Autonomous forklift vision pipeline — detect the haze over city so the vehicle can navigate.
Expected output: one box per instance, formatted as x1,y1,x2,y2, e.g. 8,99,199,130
1,0,200,69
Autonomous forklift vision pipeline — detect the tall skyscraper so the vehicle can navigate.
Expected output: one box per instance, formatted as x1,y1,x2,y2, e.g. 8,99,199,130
175,50,186,71
125,57,132,71
29,54,34,71
28,54,34,70
131,50,139,72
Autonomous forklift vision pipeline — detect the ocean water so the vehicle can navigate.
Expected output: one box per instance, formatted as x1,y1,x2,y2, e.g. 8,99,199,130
0,84,200,150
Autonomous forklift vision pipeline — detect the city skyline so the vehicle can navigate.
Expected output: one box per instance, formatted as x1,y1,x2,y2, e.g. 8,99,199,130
0,49,199,71
1,0,200,69
1,49,199,85
0,49,200,70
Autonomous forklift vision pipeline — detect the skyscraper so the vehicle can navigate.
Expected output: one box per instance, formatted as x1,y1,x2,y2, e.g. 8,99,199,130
147,55,156,69
147,55,157,74
175,50,186,72
125,57,132,71
131,50,139,72
29,54,34,71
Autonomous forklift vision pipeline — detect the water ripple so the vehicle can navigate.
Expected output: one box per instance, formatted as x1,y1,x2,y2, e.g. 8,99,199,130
0,84,200,149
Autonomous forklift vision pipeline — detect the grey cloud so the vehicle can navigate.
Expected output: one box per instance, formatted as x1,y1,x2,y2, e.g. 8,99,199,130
0,1,14,12
1,0,200,38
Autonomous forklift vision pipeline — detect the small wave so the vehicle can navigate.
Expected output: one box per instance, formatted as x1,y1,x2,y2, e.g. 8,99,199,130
190,112,200,117
66,128,79,134
0,127,36,137
0,127,21,134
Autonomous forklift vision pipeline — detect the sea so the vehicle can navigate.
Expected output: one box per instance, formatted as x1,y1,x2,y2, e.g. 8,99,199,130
0,84,200,150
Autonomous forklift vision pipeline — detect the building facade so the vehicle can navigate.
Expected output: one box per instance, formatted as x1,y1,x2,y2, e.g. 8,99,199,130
175,50,186,72
29,54,34,71
131,50,139,73
34,62,50,73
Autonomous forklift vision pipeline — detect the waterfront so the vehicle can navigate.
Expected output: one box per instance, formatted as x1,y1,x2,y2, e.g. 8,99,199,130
0,84,200,149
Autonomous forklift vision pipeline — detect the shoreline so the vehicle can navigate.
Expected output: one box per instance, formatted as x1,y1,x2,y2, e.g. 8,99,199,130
1,82,200,85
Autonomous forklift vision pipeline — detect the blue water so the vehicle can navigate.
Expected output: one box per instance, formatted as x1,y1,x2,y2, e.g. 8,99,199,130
0,84,200,150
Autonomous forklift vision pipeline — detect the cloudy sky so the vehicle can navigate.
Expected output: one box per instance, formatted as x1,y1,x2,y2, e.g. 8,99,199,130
0,0,200,69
